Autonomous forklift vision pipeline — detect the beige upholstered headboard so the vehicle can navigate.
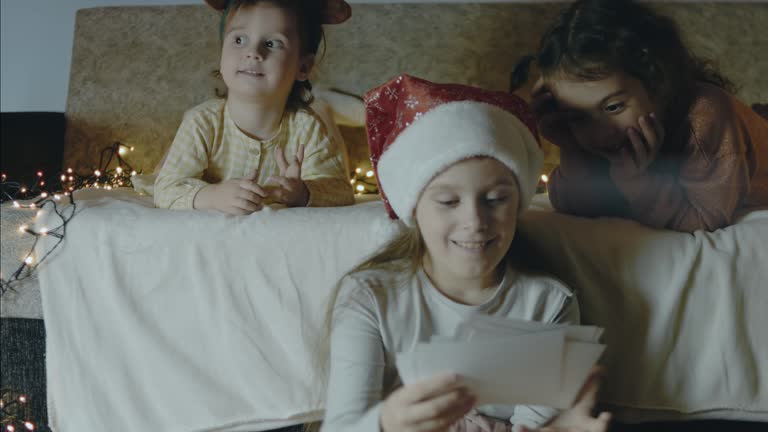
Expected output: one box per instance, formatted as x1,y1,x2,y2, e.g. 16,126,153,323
63,2,768,176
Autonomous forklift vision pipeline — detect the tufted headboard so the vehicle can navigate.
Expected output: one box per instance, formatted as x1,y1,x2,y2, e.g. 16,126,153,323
63,2,768,176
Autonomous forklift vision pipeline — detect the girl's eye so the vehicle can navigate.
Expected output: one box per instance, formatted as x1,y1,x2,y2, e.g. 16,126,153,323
265,40,284,49
234,36,246,46
486,196,507,206
436,198,459,207
603,102,625,114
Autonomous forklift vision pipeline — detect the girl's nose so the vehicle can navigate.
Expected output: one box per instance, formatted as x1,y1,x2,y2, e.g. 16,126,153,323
462,202,489,231
247,45,265,61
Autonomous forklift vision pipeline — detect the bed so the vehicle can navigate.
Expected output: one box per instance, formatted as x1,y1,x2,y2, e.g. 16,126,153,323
1,2,767,431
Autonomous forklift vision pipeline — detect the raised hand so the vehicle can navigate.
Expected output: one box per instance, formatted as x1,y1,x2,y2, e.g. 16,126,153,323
609,112,665,179
380,373,476,432
193,171,267,215
268,144,310,207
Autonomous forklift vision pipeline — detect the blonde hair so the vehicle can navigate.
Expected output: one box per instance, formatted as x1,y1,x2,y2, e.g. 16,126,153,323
303,224,423,431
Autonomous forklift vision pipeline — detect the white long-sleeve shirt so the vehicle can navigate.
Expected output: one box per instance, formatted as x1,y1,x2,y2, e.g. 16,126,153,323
322,264,579,432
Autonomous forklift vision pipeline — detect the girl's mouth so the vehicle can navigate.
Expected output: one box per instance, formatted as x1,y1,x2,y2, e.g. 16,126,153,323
451,238,496,251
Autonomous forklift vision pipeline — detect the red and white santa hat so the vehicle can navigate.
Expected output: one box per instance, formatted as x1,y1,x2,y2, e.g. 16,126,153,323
365,74,543,225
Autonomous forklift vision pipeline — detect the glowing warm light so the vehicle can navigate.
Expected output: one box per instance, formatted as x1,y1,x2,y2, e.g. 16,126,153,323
18,395,27,403
40,227,49,235
24,422,35,431
118,147,127,156
30,203,36,208
67,168,73,173
68,176,74,181
106,185,113,190
356,185,364,192
350,179,356,184
13,201,20,208
540,174,549,183
61,174,67,181
37,171,43,177
36,210,44,218
1,173,6,180
130,146,135,151
8,424,16,432
131,170,137,176
116,166,123,174
19,225,28,233
54,194,61,200
20,187,27,193
41,192,48,198
39,180,45,186
355,167,362,174
366,170,374,178
24,256,34,265
94,170,102,177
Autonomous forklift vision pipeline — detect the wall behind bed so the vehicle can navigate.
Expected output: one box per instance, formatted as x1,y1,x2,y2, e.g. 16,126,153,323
60,2,767,178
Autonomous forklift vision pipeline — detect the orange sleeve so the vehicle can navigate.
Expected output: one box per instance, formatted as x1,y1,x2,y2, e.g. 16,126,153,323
547,147,631,218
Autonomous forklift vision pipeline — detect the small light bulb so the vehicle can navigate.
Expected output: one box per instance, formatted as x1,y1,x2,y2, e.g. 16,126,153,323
8,424,16,432
350,179,356,184
366,170,374,178
106,185,112,190
40,227,49,235
68,176,74,181
20,187,27,193
13,201,20,208
61,174,67,181
54,194,61,200
19,225,28,233
40,180,45,186
118,147,127,156
41,192,48,198
356,184,364,192
94,170,101,177
37,171,43,177
355,167,362,174
540,174,549,183
131,170,137,176
30,203,36,208
116,166,123,174
24,422,35,431
18,395,27,403
24,256,34,265
130,146,135,151
67,168,73,173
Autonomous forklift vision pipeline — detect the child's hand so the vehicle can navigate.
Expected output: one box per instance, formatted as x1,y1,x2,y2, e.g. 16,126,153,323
521,368,611,432
268,144,310,207
193,176,267,215
380,373,476,432
531,77,580,151
608,113,664,179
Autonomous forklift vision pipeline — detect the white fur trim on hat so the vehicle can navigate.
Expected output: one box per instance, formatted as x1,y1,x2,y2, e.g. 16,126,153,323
376,101,543,226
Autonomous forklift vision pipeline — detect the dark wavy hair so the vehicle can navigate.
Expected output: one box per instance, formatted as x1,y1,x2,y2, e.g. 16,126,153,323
511,0,733,109
220,0,326,111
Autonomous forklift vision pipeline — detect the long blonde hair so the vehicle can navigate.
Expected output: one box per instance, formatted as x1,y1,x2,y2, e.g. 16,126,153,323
304,224,423,431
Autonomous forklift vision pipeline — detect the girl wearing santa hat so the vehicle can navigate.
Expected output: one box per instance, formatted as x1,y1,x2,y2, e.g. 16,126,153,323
319,74,611,432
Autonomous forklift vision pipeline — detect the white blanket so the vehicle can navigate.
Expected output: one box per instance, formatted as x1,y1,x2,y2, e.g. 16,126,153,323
35,190,768,430
37,190,398,431
519,203,768,422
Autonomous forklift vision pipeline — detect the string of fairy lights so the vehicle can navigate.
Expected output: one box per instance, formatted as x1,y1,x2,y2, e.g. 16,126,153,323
0,142,139,297
0,390,35,432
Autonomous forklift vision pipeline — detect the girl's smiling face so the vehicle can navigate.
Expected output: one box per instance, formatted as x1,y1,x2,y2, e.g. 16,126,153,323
548,71,659,156
415,157,520,289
